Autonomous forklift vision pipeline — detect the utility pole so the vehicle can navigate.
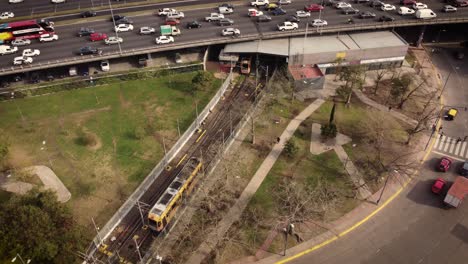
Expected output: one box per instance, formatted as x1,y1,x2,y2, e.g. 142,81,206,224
133,237,143,264
438,70,452,99
376,170,398,204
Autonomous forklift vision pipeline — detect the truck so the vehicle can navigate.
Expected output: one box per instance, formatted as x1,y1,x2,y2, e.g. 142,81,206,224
205,13,224,22
251,0,269,6
415,9,437,19
443,176,468,208
160,25,181,36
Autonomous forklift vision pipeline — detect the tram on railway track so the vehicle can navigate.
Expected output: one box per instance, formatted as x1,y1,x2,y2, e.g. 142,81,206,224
148,157,203,233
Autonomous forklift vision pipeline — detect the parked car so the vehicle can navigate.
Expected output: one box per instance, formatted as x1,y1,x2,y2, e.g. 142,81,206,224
139,26,156,34
186,20,202,29
0,11,14,20
155,35,174,44
431,178,446,194
379,15,395,21
104,36,123,45
304,4,324,11
310,19,327,26
257,14,273,22
444,108,457,120
78,27,95,37
221,27,240,36
22,49,40,57
51,0,66,3
381,3,396,10
39,33,59,42
359,11,376,18
459,162,468,176
13,56,32,65
218,18,234,26
11,39,31,46
90,33,108,41
271,7,287,15
81,10,97,17
438,157,452,172
114,24,134,32
77,46,102,55
442,5,457,12
295,10,311,17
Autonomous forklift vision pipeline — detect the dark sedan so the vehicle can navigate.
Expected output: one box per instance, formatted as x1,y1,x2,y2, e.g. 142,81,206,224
81,10,97,18
77,46,102,56
359,11,376,18
271,8,287,15
285,15,300,22
257,15,272,22
115,17,133,24
379,15,395,21
186,20,202,29
77,27,95,37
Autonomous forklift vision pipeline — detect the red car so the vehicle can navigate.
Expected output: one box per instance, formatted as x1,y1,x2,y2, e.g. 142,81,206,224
438,157,452,172
165,18,180,25
432,178,446,194
304,4,324,11
400,0,416,5
89,33,108,42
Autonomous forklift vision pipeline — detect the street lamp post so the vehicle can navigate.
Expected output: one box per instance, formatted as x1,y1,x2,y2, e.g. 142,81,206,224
376,170,398,204
438,70,452,99
108,0,123,55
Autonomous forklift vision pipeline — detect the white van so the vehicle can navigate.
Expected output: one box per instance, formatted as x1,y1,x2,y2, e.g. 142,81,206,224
415,9,437,19
0,45,18,55
398,6,415,15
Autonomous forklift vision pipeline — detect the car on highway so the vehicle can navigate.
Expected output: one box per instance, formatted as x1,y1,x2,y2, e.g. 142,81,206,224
78,27,95,37
310,19,327,26
277,21,298,31
285,15,300,22
400,0,416,5
9,0,24,3
271,7,287,15
51,0,66,3
381,3,396,10
11,39,31,46
304,4,324,11
278,0,291,4
218,6,234,14
167,11,184,19
248,8,264,16
342,7,359,14
359,11,376,18
104,36,123,45
186,20,202,29
219,18,234,26
114,24,134,32
22,49,40,57
77,46,102,55
111,15,126,21
0,45,18,55
39,33,59,42
0,12,14,20
221,27,240,36
379,14,395,21
438,157,452,172
101,60,110,72
13,56,32,65
81,10,97,18
431,178,446,194
115,17,133,24
448,0,468,7
165,18,180,25
155,35,174,44
264,3,279,10
354,0,369,3
219,3,235,9
335,2,352,8
205,13,224,22
251,0,270,7
442,5,457,12
398,6,415,14
323,0,340,6
412,2,428,9
139,26,156,34
369,0,384,7
257,14,272,22
157,8,177,16
295,10,311,17
90,33,108,42
459,162,468,176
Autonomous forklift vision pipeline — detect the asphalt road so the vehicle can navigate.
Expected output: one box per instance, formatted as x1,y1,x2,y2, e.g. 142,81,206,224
287,47,468,264
0,0,467,72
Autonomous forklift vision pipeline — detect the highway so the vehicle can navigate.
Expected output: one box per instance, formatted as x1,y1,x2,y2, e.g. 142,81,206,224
287,46,468,264
1,0,468,75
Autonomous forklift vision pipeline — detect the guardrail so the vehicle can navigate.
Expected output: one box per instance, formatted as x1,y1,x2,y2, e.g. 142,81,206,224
1,16,467,77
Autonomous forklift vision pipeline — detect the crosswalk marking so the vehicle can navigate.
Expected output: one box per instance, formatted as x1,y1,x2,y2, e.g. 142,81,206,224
434,135,441,149
432,135,468,160
444,138,450,152
461,142,467,157
455,142,461,156
449,140,456,153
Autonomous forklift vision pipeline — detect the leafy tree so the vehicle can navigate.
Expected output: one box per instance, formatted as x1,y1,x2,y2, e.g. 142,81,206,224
191,71,214,93
336,66,365,105
321,123,337,139
0,189,86,263
284,139,299,158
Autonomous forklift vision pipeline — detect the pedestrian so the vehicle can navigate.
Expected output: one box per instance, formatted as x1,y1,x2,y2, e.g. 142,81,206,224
457,137,461,144
276,137,281,144
440,132,444,139
431,124,436,132
438,126,443,131
388,106,392,111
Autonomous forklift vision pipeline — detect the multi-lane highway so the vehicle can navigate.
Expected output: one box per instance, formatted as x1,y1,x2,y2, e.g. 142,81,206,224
1,0,467,75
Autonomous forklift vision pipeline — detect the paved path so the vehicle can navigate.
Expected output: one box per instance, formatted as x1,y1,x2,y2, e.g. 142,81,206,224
186,98,326,264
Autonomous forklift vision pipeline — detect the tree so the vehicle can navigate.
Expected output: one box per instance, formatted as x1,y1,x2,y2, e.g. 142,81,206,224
373,68,389,94
321,103,338,139
192,71,214,93
405,92,438,145
0,189,85,263
284,139,299,158
390,73,426,109
336,66,365,105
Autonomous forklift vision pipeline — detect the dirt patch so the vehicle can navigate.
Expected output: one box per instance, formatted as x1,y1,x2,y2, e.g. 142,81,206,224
7,146,35,169
83,128,102,151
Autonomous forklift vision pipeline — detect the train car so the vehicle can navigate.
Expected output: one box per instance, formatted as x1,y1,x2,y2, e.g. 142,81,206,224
148,157,203,233
240,57,252,75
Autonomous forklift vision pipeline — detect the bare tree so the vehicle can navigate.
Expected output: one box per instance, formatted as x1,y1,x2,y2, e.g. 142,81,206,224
373,68,390,94
405,92,438,145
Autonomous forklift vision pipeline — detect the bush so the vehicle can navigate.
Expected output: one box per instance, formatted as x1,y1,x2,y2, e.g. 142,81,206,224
74,130,96,147
321,123,337,139
284,139,299,158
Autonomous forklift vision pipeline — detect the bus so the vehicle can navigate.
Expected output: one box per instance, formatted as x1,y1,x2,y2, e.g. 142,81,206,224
0,19,54,44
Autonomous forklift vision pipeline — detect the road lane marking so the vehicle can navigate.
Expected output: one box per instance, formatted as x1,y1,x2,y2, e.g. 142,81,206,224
432,151,466,162
460,142,467,158
454,142,461,156
434,135,441,149
443,138,450,152
449,140,456,153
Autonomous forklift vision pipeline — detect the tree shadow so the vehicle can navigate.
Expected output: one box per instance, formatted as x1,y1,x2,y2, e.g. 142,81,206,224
405,179,450,209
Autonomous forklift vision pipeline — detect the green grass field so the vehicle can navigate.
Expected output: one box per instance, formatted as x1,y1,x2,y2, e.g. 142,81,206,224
0,72,221,227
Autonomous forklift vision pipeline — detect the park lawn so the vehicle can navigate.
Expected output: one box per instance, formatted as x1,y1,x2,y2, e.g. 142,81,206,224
0,72,221,229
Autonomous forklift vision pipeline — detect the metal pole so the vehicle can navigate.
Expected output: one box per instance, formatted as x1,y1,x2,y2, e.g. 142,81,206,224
91,217,103,246
133,238,143,264
195,101,199,126
177,119,181,138
438,70,451,99
108,0,122,55
136,201,146,226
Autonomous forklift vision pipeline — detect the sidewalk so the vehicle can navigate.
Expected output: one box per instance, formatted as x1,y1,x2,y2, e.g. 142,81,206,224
185,98,326,264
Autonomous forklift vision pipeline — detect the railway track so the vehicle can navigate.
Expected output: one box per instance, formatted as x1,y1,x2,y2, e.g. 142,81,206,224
90,77,258,264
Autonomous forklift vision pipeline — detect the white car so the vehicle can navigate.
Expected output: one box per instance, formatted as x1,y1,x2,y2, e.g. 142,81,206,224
335,2,352,8
11,39,31,46
155,35,174,44
22,49,40,57
39,33,58,42
278,0,291,4
311,19,327,27
295,10,311,17
412,2,428,9
139,26,156,35
51,0,65,3
248,8,264,17
221,27,240,36
381,4,396,11
277,21,298,31
157,8,177,16
167,11,184,19
0,12,14,19
13,56,33,65
100,60,110,72
442,5,457,12
398,6,415,15
8,0,23,3
114,24,134,32
104,36,123,45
